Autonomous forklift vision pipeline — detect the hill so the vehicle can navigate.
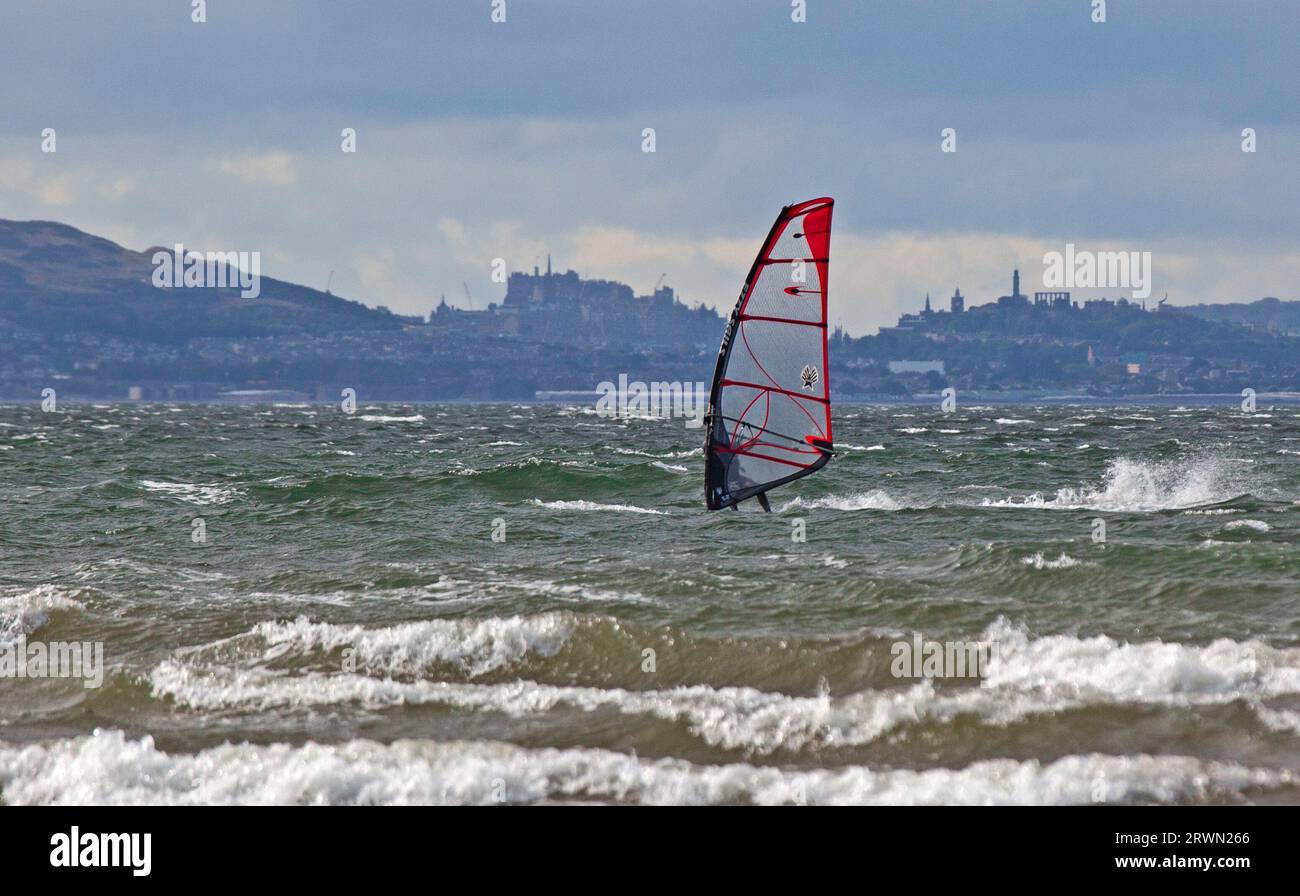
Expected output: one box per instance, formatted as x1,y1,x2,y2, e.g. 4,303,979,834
0,219,407,342
1180,297,1300,335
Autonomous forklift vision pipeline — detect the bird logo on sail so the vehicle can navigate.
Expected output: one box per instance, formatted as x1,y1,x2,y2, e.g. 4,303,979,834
800,365,819,391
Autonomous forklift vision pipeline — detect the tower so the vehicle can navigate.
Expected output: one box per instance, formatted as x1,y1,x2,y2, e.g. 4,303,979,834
924,292,932,315
950,287,964,314
1013,268,1021,299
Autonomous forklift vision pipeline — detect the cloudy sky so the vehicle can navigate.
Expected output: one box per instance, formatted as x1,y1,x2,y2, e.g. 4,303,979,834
1,0,1297,334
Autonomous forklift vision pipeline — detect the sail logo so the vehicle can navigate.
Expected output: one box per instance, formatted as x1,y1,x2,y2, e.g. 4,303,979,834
50,827,151,877
0,637,104,688
596,374,708,429
151,243,262,298
1042,244,1152,300
800,365,819,391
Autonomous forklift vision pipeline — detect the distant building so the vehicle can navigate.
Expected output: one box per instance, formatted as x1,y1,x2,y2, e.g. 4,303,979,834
950,288,964,314
997,269,1029,308
1035,291,1071,309
428,256,720,349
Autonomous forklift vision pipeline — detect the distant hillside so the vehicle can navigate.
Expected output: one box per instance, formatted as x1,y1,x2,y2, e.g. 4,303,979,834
860,298,1292,364
1180,297,1300,335
0,219,406,342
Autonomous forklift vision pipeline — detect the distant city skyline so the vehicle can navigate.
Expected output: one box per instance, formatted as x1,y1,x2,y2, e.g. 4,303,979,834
1,1,1297,335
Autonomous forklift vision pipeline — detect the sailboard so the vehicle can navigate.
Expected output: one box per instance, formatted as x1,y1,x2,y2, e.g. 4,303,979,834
705,197,835,510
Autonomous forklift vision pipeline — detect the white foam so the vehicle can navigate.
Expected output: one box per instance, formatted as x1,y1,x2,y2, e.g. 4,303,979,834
1020,552,1082,570
778,490,902,512
128,599,1300,764
358,414,425,423
140,479,241,506
500,579,659,606
149,617,1300,757
981,455,1243,512
0,732,1289,805
149,664,945,754
1224,519,1271,532
651,462,688,473
613,447,698,459
0,585,84,642
236,613,577,677
1256,707,1300,735
529,499,665,515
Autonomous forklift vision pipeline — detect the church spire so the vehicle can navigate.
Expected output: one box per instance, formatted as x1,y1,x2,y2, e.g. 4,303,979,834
546,253,552,277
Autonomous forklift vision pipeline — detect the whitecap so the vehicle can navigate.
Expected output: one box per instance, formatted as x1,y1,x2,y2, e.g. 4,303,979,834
1,732,1291,805
529,499,665,515
779,490,902,511
1020,552,1082,570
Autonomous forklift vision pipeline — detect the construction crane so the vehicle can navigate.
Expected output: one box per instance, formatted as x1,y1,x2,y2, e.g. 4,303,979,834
654,273,667,293
462,281,475,310
325,270,335,295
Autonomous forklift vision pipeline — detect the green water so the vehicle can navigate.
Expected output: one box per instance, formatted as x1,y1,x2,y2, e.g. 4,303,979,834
1,402,1298,804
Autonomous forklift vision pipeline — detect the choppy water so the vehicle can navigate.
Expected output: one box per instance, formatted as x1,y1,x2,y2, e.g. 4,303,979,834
1,401,1299,804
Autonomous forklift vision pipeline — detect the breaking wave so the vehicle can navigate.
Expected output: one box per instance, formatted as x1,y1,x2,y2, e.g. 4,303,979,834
146,618,1300,756
0,732,1290,805
1020,552,1082,570
140,480,241,506
0,585,85,643
981,455,1245,512
779,490,903,512
232,612,577,677
529,499,665,515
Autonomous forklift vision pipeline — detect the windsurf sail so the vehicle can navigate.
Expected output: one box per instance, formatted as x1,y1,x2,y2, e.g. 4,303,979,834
705,197,835,510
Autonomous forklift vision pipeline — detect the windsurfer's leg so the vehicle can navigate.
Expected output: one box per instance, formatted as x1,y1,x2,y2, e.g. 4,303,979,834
756,492,771,513
730,502,739,512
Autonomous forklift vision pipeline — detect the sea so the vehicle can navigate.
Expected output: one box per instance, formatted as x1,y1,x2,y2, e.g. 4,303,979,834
1,401,1298,805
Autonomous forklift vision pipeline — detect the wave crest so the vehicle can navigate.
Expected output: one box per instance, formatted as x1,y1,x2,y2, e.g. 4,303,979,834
982,455,1245,512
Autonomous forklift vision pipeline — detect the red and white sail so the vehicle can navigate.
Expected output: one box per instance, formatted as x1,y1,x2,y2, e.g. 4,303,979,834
705,197,834,510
